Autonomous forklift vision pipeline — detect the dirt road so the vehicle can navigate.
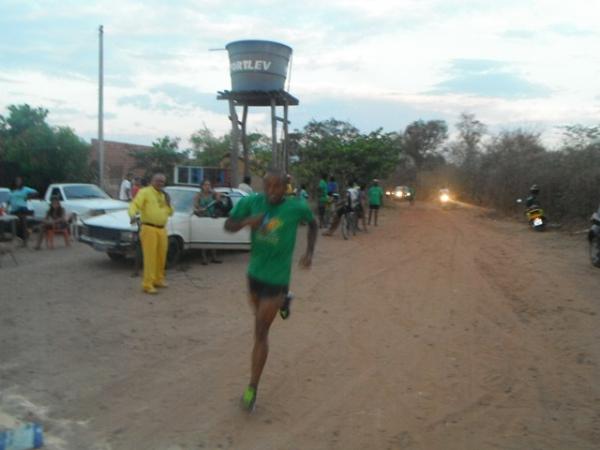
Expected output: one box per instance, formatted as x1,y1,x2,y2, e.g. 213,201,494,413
2,201,600,450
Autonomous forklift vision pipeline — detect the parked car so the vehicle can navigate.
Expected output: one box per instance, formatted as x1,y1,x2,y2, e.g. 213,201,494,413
79,186,251,263
28,183,128,227
0,188,9,211
588,203,600,268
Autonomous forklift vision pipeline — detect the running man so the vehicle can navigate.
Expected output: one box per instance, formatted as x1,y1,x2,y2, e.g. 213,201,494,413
224,170,318,412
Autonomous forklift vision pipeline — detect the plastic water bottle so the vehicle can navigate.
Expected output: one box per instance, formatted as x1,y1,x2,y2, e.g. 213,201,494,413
0,423,43,450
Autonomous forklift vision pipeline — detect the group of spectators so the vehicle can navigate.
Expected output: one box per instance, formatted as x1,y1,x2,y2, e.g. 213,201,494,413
316,174,385,235
119,173,148,202
3,176,70,249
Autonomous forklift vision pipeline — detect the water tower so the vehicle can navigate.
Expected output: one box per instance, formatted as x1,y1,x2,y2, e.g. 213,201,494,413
218,40,299,186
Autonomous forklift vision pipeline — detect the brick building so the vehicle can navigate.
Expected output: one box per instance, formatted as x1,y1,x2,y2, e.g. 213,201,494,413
90,139,151,197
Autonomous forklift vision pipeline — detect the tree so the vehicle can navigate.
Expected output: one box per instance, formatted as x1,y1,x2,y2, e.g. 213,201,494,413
130,136,187,181
190,126,230,167
561,124,600,151
450,113,487,164
401,120,448,168
294,119,401,192
0,104,92,190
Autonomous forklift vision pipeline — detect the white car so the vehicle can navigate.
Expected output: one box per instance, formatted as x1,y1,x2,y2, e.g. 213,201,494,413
79,186,251,263
28,183,129,223
0,188,9,210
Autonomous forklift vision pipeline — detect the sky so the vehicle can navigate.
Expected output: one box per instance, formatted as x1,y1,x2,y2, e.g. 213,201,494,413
1,0,599,148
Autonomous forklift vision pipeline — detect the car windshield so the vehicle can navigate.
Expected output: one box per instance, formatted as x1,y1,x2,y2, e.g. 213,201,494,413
166,188,197,213
63,185,110,200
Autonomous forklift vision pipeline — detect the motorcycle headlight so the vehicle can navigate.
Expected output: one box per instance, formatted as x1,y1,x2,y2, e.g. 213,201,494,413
120,231,134,241
440,194,450,202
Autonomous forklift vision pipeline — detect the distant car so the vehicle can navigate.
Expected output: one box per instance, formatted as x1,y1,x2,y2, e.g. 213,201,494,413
79,186,251,263
389,186,414,203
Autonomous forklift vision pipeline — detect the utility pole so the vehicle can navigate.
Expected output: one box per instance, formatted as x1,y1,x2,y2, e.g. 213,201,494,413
98,25,104,189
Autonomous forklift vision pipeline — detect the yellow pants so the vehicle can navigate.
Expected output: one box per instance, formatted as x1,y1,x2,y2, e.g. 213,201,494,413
140,224,168,290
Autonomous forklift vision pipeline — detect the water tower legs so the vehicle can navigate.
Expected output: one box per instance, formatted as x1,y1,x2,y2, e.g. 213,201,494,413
227,98,240,187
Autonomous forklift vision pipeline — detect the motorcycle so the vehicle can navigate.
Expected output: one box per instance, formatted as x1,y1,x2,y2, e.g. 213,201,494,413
439,188,451,209
588,205,600,268
516,199,547,231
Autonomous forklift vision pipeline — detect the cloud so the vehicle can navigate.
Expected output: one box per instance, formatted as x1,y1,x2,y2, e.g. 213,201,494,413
548,23,597,37
500,29,536,39
431,59,551,99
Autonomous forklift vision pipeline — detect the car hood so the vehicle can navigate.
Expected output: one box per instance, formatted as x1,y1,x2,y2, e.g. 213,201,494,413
82,210,137,231
69,199,129,210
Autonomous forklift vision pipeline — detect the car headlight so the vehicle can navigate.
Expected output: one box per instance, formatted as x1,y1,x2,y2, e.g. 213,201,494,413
80,225,89,236
120,231,134,241
89,209,106,217
440,194,450,202
385,191,391,196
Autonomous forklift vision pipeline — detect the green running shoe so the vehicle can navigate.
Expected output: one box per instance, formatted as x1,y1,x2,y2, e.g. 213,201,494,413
241,385,257,412
280,292,294,320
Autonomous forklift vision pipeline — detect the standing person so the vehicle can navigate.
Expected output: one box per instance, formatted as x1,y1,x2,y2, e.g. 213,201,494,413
358,183,368,232
8,176,38,245
128,173,173,294
317,173,328,228
368,179,384,226
285,174,295,197
297,184,309,202
238,175,253,195
327,176,338,196
323,179,359,236
193,180,223,265
119,172,133,201
131,177,142,198
224,170,318,412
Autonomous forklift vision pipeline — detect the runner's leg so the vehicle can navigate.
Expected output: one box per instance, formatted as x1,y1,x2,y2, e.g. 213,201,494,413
250,295,284,388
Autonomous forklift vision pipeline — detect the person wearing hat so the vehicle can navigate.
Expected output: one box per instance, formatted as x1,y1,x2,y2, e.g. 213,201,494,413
368,179,384,226
526,184,540,208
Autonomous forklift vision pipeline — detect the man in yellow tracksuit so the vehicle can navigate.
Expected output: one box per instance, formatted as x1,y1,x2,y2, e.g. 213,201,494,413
128,173,174,294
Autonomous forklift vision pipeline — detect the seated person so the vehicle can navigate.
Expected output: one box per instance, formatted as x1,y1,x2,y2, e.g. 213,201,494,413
193,180,232,218
35,196,70,250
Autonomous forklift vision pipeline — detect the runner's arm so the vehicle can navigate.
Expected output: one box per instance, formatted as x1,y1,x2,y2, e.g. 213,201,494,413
224,215,263,232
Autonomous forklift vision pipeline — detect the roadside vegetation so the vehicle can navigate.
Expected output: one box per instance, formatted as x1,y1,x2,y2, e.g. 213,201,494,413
1,103,598,224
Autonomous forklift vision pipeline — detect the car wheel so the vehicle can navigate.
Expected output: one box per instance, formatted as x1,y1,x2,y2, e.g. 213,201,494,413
590,236,600,268
107,251,126,262
167,236,182,268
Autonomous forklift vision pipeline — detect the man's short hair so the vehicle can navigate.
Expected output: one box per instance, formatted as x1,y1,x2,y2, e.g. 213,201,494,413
264,168,286,185
243,175,251,184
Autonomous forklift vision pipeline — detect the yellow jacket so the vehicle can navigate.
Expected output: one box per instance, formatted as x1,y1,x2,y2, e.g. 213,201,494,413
128,186,173,226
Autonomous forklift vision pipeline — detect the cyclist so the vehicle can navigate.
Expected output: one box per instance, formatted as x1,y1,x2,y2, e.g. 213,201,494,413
323,180,359,236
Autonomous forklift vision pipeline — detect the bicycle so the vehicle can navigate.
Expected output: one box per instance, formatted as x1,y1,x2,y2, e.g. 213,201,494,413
341,208,358,240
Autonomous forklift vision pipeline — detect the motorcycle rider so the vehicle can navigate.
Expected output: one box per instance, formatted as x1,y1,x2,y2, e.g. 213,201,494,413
526,184,540,208
323,180,359,236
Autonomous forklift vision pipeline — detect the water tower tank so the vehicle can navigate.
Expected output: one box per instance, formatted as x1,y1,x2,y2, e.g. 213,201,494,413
226,40,292,92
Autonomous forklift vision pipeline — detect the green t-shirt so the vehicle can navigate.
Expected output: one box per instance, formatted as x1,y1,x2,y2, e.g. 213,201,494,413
368,186,383,206
230,194,314,286
318,179,328,204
